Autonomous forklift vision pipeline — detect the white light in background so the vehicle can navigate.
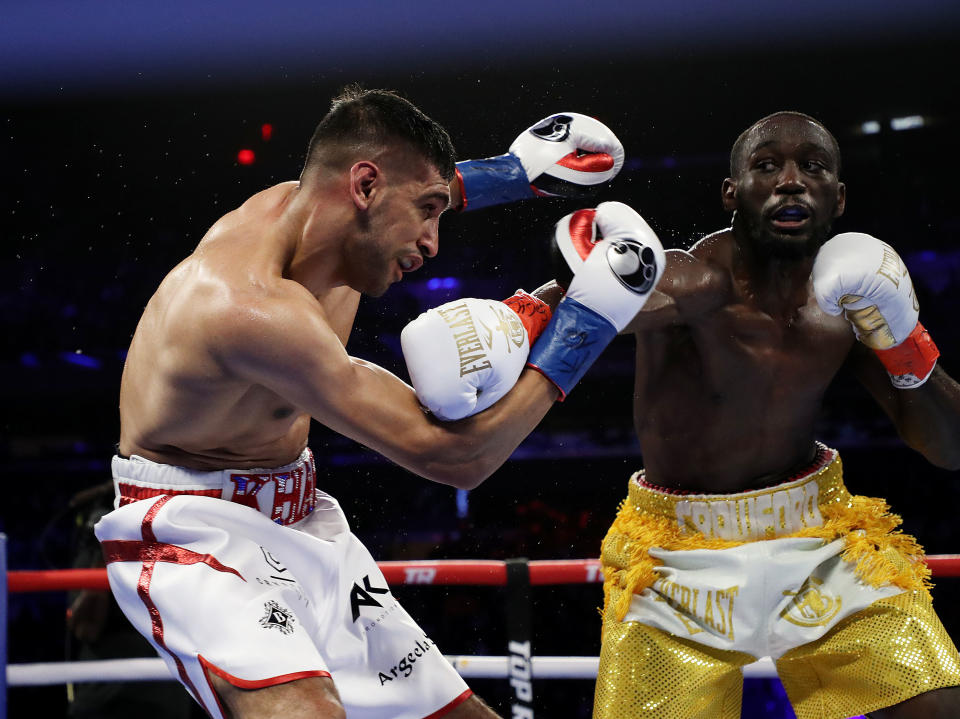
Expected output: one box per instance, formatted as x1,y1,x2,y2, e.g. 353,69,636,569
890,115,925,131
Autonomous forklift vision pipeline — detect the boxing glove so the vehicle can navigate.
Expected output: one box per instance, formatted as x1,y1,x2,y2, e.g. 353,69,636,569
550,206,601,288
813,232,939,388
401,291,552,420
528,202,665,398
455,113,624,211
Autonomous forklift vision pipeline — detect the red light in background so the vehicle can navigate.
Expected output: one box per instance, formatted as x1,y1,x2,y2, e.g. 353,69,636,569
237,149,255,165
261,123,273,141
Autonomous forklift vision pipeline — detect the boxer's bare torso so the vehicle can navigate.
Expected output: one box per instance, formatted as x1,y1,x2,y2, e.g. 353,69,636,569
631,231,857,491
628,113,958,493
118,182,356,469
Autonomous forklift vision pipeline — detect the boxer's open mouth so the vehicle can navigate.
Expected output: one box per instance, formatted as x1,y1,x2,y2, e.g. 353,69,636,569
770,204,811,229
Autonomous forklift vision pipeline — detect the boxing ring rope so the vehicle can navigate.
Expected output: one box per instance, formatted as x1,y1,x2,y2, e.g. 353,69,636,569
4,554,960,693
10,556,960,593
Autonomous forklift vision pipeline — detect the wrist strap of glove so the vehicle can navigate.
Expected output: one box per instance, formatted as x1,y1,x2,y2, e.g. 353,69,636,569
873,322,940,389
501,290,552,344
455,154,533,212
526,297,617,400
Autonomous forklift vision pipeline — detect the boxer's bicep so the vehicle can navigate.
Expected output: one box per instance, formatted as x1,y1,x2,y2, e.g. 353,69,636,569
215,294,412,420
213,294,456,467
623,288,678,333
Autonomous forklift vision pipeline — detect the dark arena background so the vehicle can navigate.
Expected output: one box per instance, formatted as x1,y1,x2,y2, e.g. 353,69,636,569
2,2,960,717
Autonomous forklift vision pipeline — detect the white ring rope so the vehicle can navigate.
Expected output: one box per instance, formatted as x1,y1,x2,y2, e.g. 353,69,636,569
6,655,778,686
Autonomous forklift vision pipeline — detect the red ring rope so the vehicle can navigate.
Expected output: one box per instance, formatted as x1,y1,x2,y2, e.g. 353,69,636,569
7,555,960,593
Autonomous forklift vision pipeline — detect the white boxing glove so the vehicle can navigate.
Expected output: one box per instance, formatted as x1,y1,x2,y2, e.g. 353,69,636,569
565,201,665,330
455,112,624,211
813,232,939,388
510,113,625,196
528,202,665,398
401,292,552,420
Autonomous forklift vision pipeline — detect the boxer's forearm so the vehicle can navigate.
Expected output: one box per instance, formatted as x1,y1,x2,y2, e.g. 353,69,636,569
891,366,960,470
412,370,559,488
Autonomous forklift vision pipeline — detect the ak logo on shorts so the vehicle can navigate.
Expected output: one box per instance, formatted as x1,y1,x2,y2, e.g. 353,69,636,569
530,114,572,143
260,600,295,635
350,574,390,622
780,577,843,627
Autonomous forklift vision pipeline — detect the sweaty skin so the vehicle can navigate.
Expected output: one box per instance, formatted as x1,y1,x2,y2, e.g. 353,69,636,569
627,114,960,492
117,149,558,488
117,146,545,719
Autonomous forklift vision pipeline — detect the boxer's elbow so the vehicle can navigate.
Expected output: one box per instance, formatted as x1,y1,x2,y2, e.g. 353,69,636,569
927,446,960,472
922,451,960,472
431,466,490,490
424,448,496,490
413,431,497,489
901,430,960,471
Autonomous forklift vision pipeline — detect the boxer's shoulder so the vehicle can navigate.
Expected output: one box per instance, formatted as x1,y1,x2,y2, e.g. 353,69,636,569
651,231,734,316
686,228,735,267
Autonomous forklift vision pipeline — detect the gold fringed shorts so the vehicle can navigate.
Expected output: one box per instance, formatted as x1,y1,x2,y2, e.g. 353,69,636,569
594,444,960,719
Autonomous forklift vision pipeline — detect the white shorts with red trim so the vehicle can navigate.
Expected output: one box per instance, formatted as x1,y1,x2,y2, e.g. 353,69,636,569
95,455,470,719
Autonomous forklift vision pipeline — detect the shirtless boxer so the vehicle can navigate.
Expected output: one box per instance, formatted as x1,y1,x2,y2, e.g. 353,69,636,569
92,87,649,719
575,112,960,718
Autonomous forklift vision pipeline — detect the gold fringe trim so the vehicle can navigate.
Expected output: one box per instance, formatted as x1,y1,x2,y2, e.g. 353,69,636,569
602,492,932,623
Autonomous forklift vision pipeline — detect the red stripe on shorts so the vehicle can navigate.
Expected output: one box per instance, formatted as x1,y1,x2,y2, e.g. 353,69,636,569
104,495,245,715
422,689,474,719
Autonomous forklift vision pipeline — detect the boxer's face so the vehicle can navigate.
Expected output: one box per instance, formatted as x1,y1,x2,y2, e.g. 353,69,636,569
723,115,845,260
353,156,449,297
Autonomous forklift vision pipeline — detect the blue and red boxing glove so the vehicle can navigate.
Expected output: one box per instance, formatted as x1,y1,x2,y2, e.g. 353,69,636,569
528,202,665,399
456,113,625,211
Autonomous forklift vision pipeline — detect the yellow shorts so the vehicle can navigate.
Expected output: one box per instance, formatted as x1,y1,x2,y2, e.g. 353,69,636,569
594,445,960,719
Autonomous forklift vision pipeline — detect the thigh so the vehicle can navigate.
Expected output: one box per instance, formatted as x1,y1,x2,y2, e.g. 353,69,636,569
777,591,960,719
593,618,754,719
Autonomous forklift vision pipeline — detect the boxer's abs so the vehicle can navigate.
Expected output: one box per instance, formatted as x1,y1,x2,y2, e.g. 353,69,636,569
632,319,846,493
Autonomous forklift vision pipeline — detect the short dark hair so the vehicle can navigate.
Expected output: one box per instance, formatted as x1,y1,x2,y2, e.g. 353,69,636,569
302,85,456,181
729,111,841,177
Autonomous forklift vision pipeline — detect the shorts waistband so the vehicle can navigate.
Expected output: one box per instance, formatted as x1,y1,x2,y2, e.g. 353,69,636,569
111,449,317,526
628,443,849,541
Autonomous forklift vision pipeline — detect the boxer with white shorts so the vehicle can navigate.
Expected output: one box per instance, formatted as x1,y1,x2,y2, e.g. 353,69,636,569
100,86,634,718
98,451,472,719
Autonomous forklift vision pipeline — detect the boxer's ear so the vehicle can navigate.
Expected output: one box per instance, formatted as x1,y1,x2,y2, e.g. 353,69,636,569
721,177,737,212
349,162,380,210
834,182,846,218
